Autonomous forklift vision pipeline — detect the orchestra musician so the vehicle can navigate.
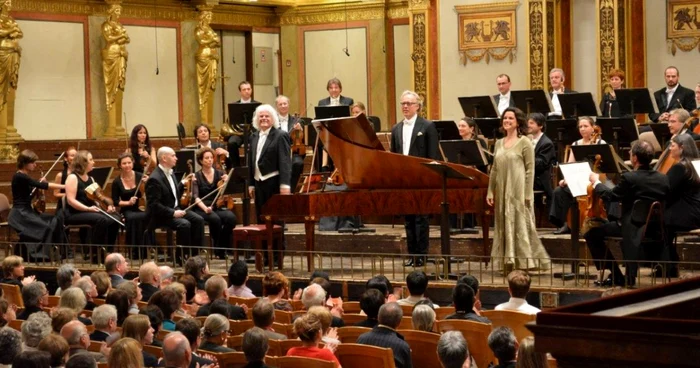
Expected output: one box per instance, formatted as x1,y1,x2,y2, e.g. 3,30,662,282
661,134,700,278
390,90,438,267
318,78,354,107
194,124,228,166
649,66,697,123
450,117,488,231
584,141,669,287
549,117,607,235
275,95,304,190
487,107,551,272
227,81,259,167
527,113,556,213
350,102,381,132
111,153,147,249
192,147,237,259
494,74,515,117
9,150,65,259
248,104,292,266
64,150,120,250
54,146,77,211
145,147,205,259
548,68,577,119
666,109,700,146
128,124,157,173
599,69,626,118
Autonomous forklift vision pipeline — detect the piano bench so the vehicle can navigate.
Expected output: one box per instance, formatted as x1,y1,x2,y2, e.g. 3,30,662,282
233,225,284,273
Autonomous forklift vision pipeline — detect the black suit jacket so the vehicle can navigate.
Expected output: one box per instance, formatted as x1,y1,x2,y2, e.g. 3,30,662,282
493,93,516,110
318,95,354,106
357,327,413,368
390,117,439,160
89,330,110,342
665,163,700,229
235,99,260,104
16,305,42,320
110,273,125,287
649,84,697,122
248,127,292,187
534,134,556,198
196,300,247,320
140,283,159,303
594,168,670,261
145,166,184,221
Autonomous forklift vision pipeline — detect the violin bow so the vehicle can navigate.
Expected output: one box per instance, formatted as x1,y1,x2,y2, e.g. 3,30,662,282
30,151,65,196
210,168,235,208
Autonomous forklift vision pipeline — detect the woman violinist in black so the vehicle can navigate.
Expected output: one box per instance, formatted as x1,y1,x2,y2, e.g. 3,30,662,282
53,146,77,211
128,124,157,173
111,153,148,248
8,150,65,259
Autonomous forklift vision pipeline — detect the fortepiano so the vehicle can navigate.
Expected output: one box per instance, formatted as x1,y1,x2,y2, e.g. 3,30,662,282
261,114,490,271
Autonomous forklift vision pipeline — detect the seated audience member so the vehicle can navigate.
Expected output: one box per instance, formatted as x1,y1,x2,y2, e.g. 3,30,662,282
286,313,341,367
17,281,49,320
438,331,472,368
196,275,246,319
105,253,129,287
398,270,437,308
90,304,118,342
252,299,287,340
90,271,111,299
179,274,208,306
262,272,293,311
65,353,98,368
55,264,81,295
458,274,482,314
412,304,436,332
307,306,340,347
0,297,17,327
488,326,518,368
301,284,344,327
59,287,92,325
140,305,165,347
60,320,105,362
138,261,161,303
0,327,22,366
108,337,144,368
175,318,215,368
37,334,70,368
148,289,181,331
356,288,384,328
105,289,130,326
242,327,272,368
51,308,77,334
199,314,235,353
0,255,35,289
118,281,142,315
21,311,52,351
445,284,491,323
162,332,192,368
209,299,233,317
357,302,412,368
74,276,98,310
517,337,548,368
160,265,175,288
228,260,255,298
184,256,210,290
366,275,395,302
12,350,51,367
165,282,198,317
121,314,157,366
495,270,540,314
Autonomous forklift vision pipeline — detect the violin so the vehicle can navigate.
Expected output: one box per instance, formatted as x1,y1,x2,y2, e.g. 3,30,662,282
85,182,125,227
214,163,235,210
690,109,700,135
32,166,47,214
139,143,155,172
179,160,194,208
290,114,306,156
300,173,326,193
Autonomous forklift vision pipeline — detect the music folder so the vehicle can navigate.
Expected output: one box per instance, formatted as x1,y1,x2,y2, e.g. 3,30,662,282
570,144,629,174
615,88,659,115
91,167,113,189
228,102,262,126
473,118,503,140
646,123,672,149
439,140,487,166
511,89,554,115
458,96,499,118
314,105,351,120
597,117,640,148
175,149,197,173
433,121,462,141
557,92,601,118
221,167,248,195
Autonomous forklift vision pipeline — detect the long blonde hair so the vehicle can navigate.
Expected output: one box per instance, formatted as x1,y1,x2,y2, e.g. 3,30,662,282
515,337,548,368
109,337,145,368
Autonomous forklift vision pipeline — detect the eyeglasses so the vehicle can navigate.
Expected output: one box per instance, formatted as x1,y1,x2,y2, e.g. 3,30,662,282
400,102,417,106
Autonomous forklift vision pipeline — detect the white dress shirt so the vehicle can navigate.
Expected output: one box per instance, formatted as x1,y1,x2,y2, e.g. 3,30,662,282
158,164,178,208
494,297,541,314
498,92,511,116
240,98,252,103
666,84,679,107
250,130,290,190
531,131,543,147
549,89,564,116
402,115,418,156
279,115,289,132
330,96,340,106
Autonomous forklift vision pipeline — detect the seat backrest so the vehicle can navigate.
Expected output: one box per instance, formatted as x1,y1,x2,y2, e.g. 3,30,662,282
8,319,23,331
274,309,293,324
230,319,254,335
278,339,304,356
341,313,366,326
398,330,441,368
435,306,455,320
343,301,361,314
97,362,108,368
227,334,244,350
400,304,414,316
398,316,413,330
272,322,296,339
228,296,259,309
275,356,336,368
195,316,208,325
436,319,494,368
143,345,164,359
210,352,248,368
157,329,171,341
335,343,396,368
480,310,536,343
46,295,60,307
88,340,104,353
336,326,371,343
1,284,24,308
289,300,304,311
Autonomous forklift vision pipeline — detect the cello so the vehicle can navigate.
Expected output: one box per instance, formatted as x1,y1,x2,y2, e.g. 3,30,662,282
655,114,693,174
567,126,606,232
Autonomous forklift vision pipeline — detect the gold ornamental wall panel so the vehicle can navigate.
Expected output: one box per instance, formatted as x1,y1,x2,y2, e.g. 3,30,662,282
667,0,700,54
455,1,518,65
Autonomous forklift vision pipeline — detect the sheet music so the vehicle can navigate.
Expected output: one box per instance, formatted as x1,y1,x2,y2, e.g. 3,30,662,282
559,162,592,197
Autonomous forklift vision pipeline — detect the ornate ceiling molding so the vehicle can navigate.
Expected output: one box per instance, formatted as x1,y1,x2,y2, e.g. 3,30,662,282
279,2,386,25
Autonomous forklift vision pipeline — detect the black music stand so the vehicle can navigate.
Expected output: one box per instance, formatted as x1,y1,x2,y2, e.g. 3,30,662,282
221,167,249,195
473,118,503,141
615,88,658,116
544,119,578,164
175,150,197,174
177,122,187,149
647,123,672,150
314,105,351,119
229,103,260,226
511,90,554,115
434,121,461,141
558,92,601,118
91,167,113,189
458,96,499,118
421,162,473,276
597,117,639,154
438,140,485,235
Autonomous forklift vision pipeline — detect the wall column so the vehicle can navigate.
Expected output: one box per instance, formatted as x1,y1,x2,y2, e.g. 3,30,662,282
527,0,572,91
408,0,438,119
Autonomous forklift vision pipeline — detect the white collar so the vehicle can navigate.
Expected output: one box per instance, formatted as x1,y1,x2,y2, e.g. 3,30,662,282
500,91,511,99
259,128,271,136
666,84,679,94
403,114,418,125
240,98,252,103
158,164,173,175
279,114,289,121
532,131,543,142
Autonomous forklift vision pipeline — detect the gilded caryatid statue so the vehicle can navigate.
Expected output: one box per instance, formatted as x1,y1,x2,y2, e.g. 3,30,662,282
195,9,220,133
0,0,24,145
101,4,129,137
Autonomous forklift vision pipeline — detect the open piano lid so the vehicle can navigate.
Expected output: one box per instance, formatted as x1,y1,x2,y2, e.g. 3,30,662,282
312,114,489,190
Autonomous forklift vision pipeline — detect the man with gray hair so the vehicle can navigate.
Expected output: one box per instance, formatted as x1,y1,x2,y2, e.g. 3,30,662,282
0,326,23,365
61,320,106,362
162,331,193,368
89,304,118,342
20,311,52,351
438,331,471,368
487,326,518,368
196,275,246,320
145,146,205,258
548,68,577,118
390,90,438,267
242,327,271,367
65,353,98,368
357,302,412,368
55,263,81,295
138,261,161,302
105,253,128,287
301,283,344,327
160,265,175,287
17,281,48,320
275,94,304,188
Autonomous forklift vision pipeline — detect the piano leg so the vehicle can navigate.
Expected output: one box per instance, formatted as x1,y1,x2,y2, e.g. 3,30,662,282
482,211,491,265
305,217,316,272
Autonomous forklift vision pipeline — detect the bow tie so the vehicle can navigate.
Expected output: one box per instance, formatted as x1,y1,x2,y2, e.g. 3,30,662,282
666,89,675,94
259,131,270,137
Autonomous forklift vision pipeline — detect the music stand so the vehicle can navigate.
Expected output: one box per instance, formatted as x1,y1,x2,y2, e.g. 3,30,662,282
615,88,658,116
458,96,499,118
473,118,503,141
314,106,351,119
647,123,672,149
228,102,261,166
175,149,197,173
544,119,579,164
597,117,639,154
511,90,554,115
177,122,187,149
439,140,488,166
91,167,113,189
558,93,601,118
434,121,462,141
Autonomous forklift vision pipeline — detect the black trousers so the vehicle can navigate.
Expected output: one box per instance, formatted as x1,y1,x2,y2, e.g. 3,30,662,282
405,215,429,255
227,135,244,167
584,221,631,284
549,186,573,228
149,211,205,250
193,208,237,252
65,211,120,247
449,213,475,229
291,154,305,192
253,176,285,255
